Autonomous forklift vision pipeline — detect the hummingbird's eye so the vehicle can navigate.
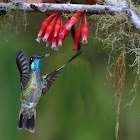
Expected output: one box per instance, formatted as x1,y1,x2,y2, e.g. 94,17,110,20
29,57,35,65
31,57,35,61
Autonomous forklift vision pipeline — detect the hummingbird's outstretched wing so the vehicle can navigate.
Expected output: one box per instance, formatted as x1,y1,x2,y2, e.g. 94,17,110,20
42,50,82,94
16,50,29,91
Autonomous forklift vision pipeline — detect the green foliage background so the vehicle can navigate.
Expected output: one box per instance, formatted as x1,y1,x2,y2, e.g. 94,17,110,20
0,11,140,140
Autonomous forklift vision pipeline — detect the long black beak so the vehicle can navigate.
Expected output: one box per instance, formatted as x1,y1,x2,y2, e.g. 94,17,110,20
40,53,51,59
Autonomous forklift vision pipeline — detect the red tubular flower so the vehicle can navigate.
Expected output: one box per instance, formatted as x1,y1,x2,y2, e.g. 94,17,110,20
36,11,89,50
54,15,61,37
58,18,63,47
42,16,58,42
66,11,83,30
81,12,89,44
36,31,45,43
59,20,71,39
36,36,42,43
64,29,71,39
46,33,52,47
51,34,58,50
72,17,82,51
38,13,58,37
58,37,63,47
37,19,48,37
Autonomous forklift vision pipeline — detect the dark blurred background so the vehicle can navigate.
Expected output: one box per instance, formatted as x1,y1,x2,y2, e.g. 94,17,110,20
0,1,140,140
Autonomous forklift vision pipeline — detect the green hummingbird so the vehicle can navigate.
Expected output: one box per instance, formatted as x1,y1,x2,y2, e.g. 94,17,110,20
16,50,82,133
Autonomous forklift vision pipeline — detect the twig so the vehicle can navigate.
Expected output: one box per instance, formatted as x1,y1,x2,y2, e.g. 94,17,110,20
0,1,123,14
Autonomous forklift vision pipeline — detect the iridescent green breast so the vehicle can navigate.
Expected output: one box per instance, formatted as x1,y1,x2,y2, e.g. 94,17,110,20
20,71,43,105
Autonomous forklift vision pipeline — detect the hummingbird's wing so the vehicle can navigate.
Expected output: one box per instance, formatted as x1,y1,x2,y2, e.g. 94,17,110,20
42,65,65,94
42,50,82,94
16,50,29,91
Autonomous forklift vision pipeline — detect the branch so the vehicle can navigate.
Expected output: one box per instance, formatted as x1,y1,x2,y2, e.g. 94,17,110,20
105,0,140,32
0,0,140,32
0,0,123,14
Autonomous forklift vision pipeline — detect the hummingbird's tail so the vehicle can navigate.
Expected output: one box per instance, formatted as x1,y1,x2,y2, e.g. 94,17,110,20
17,111,36,133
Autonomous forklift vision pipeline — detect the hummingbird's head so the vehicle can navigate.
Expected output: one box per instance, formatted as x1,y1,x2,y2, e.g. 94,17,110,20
30,53,51,72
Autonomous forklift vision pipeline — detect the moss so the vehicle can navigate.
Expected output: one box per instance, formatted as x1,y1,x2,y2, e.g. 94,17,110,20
89,2,140,139
0,4,28,33
90,11,140,73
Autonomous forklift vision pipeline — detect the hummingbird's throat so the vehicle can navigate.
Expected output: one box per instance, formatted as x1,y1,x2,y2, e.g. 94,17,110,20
30,59,41,73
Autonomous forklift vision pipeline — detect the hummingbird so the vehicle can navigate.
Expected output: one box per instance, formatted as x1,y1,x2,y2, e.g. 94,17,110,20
16,50,82,133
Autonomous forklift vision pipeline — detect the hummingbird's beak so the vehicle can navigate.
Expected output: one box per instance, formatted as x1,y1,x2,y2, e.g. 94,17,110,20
40,53,51,59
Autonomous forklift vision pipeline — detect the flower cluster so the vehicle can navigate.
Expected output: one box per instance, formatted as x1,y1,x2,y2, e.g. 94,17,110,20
36,11,89,51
